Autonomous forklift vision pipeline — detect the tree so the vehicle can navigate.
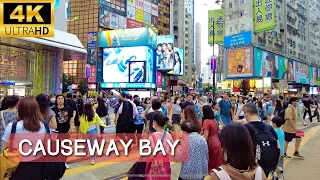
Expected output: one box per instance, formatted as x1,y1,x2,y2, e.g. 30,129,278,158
239,80,250,96
62,73,72,93
78,80,88,95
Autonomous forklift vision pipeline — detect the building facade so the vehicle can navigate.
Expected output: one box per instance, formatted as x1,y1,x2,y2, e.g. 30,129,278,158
173,0,195,87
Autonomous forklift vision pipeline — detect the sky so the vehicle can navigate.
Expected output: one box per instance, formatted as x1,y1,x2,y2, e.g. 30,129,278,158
194,0,222,68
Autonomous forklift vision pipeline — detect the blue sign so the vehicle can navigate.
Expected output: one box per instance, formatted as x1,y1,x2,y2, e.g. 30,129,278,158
99,28,156,49
224,31,252,47
0,81,15,86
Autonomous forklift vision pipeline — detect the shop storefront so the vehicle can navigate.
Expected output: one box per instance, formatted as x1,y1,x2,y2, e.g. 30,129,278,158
0,29,86,96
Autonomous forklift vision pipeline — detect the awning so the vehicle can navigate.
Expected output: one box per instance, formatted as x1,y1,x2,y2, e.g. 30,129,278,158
17,29,87,54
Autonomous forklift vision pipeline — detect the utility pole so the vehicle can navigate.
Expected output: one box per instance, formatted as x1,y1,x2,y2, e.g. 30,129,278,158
212,20,216,98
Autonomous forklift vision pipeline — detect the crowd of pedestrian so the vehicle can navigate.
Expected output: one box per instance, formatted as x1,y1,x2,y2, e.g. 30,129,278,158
0,91,315,179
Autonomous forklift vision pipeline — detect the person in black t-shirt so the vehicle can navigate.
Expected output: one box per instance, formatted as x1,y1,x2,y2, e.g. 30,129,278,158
302,95,312,123
143,99,163,133
312,96,320,123
52,95,74,133
181,94,194,110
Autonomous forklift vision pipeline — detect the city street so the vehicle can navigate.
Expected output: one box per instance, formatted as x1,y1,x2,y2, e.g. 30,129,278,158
61,122,320,180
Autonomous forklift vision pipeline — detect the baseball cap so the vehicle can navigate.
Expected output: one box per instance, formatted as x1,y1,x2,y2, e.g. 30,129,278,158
266,53,275,61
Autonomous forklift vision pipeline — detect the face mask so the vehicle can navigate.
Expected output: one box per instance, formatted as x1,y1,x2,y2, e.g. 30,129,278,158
176,101,181,104
50,98,55,103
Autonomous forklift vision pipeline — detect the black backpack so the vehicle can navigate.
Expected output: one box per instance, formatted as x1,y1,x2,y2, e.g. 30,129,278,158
278,109,286,121
246,123,280,172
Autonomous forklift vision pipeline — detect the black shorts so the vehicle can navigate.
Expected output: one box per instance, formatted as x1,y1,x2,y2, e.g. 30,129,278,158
285,132,301,142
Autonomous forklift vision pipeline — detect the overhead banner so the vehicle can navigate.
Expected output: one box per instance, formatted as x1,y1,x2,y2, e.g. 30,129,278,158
156,35,174,70
254,0,275,32
225,47,253,78
167,48,184,76
208,9,224,44
99,27,156,48
87,32,97,65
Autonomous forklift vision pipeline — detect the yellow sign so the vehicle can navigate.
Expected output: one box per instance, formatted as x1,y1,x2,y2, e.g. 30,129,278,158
0,0,54,37
226,48,253,77
135,9,144,23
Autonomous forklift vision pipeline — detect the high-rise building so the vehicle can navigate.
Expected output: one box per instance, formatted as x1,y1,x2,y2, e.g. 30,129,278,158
224,0,320,66
173,0,195,87
195,22,202,90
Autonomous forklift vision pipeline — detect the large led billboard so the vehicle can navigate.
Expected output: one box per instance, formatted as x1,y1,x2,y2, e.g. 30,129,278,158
167,47,184,76
102,46,155,88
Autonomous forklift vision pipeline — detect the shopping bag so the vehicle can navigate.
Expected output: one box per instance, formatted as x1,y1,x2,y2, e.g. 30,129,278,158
0,122,21,180
296,130,304,137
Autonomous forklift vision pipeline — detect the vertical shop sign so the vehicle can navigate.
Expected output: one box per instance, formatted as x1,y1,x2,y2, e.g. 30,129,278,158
136,9,144,23
87,32,97,65
136,0,144,10
109,12,119,29
88,65,97,83
151,15,158,27
127,4,136,20
254,0,275,32
156,71,162,86
144,12,152,25
208,9,224,44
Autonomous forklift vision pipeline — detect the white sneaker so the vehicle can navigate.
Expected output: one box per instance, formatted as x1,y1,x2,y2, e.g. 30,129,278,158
91,159,95,165
65,163,70,169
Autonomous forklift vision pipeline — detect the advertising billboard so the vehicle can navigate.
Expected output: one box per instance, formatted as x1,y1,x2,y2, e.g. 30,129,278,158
225,47,253,78
102,46,155,88
287,59,295,81
127,19,143,28
99,28,156,48
167,48,184,76
295,62,310,84
224,31,252,47
127,5,136,20
136,9,144,23
156,35,174,70
311,67,318,86
208,9,224,44
254,0,275,32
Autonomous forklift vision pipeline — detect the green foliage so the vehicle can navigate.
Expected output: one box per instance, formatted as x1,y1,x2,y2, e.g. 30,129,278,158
78,80,88,95
240,80,250,96
62,73,72,93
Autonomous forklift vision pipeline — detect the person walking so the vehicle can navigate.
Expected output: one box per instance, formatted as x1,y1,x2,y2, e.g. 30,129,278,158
283,97,304,159
171,97,182,125
0,95,19,151
95,97,109,133
79,103,106,165
174,121,208,180
211,123,267,180
218,93,233,126
36,94,57,130
202,105,222,172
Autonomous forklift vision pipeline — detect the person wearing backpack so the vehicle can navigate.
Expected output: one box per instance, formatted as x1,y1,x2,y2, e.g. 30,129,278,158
283,97,304,159
218,93,233,126
211,123,267,180
243,103,280,178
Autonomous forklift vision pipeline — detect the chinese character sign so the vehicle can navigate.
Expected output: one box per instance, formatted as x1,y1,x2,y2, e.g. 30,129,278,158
208,9,224,44
254,0,275,32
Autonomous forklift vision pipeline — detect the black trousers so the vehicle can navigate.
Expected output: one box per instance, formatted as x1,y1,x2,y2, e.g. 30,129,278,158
303,109,312,122
312,109,320,122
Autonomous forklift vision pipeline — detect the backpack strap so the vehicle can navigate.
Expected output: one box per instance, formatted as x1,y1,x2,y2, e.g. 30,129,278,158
8,122,18,150
254,166,263,180
246,122,259,133
212,166,232,180
42,121,51,134
0,111,6,128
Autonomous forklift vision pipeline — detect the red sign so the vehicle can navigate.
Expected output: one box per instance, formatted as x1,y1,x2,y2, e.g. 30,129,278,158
156,71,162,86
88,65,96,83
127,18,144,28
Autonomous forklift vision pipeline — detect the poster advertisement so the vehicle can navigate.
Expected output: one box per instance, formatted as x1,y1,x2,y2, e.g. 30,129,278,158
144,1,152,13
118,15,127,29
226,47,253,77
109,12,119,29
127,18,143,28
311,67,318,86
287,59,295,81
254,0,275,32
261,51,279,78
136,9,144,23
127,5,136,20
88,65,96,83
144,12,151,25
136,0,144,10
156,35,174,70
156,71,162,86
87,32,97,49
167,48,184,76
99,7,111,28
127,0,135,7
208,9,224,44
87,49,97,65
151,4,158,16
295,62,310,84
151,15,158,27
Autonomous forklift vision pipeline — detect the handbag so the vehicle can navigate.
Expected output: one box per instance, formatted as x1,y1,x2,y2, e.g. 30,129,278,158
0,122,21,179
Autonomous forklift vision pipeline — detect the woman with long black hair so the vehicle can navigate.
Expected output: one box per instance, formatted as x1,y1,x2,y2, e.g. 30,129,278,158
36,94,57,130
173,51,182,74
79,103,106,165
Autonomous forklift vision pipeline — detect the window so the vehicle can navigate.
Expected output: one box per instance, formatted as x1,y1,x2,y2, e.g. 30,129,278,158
229,2,232,9
240,0,244,4
240,10,244,17
230,27,232,33
228,15,233,20
240,24,245,32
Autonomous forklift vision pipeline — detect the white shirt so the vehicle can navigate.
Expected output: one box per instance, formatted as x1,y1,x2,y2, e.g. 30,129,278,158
236,103,245,116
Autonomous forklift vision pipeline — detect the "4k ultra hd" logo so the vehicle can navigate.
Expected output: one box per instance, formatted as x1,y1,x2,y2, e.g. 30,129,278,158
0,0,54,37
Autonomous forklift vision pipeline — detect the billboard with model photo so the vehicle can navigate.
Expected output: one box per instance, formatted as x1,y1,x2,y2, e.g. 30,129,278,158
167,48,184,76
156,35,174,70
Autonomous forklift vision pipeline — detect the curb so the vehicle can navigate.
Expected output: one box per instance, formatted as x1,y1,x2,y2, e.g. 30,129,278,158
299,123,319,131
